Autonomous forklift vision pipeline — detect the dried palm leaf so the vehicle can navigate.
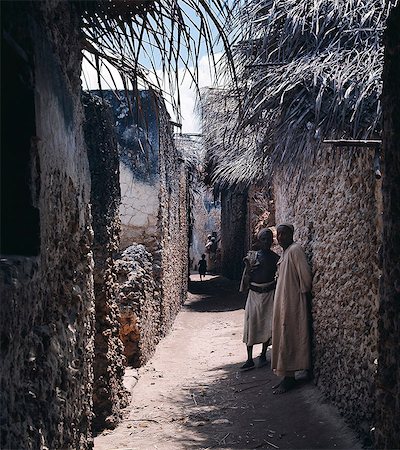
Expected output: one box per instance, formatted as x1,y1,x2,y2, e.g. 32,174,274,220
203,0,396,186
79,0,236,118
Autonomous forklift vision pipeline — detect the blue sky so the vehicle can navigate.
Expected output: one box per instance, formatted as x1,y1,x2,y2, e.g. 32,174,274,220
81,4,226,133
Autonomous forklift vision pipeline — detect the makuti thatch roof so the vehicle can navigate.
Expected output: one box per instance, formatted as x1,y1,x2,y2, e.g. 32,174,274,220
202,0,396,186
79,0,235,117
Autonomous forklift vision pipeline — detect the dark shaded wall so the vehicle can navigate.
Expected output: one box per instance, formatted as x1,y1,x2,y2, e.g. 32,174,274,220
273,147,382,443
375,5,400,448
220,188,248,280
82,93,128,431
0,2,95,449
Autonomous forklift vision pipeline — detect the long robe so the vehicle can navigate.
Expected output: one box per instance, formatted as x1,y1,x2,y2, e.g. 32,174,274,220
243,285,275,345
271,243,312,377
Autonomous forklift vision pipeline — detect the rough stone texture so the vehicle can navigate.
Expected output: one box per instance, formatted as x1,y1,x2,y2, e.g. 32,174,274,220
273,147,382,443
220,187,248,280
375,5,400,448
116,245,162,367
157,102,189,335
111,95,189,366
247,184,276,246
83,94,129,431
0,2,95,449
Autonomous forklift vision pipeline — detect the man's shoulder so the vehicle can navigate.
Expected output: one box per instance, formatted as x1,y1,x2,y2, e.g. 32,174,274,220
287,242,306,255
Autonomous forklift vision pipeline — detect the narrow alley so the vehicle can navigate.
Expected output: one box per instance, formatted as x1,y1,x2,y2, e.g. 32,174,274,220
95,276,361,450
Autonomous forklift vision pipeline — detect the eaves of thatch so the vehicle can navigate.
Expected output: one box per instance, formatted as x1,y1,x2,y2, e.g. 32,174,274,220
203,0,396,187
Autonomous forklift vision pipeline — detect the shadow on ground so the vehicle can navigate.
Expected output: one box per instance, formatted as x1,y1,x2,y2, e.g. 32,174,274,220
154,359,362,449
187,275,245,313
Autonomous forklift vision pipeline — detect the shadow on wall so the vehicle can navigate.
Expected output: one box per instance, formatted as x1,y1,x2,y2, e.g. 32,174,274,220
187,276,244,312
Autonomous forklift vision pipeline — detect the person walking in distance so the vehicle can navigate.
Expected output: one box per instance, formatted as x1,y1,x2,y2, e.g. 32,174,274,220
240,228,280,370
198,254,207,281
271,224,312,393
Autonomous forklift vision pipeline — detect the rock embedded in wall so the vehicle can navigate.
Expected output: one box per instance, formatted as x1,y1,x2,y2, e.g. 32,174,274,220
157,102,190,334
273,146,381,443
1,2,96,449
83,93,129,431
115,244,162,366
100,91,189,369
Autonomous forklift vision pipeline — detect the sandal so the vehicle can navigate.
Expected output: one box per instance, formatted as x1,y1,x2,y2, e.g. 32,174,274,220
240,360,255,371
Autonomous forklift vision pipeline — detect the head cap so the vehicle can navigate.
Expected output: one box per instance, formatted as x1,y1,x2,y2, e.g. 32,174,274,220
257,228,273,242
278,223,295,234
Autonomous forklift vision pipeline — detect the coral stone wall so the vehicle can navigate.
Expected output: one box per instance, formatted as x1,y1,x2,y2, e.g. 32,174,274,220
158,105,190,334
83,94,128,431
116,245,162,366
0,2,95,449
220,187,248,280
375,5,400,447
273,147,382,441
113,96,189,366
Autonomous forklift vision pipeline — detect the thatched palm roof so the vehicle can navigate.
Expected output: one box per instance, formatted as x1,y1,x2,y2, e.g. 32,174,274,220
79,0,235,116
203,0,396,186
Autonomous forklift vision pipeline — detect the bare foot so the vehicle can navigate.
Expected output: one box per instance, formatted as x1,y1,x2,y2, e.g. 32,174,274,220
273,377,296,394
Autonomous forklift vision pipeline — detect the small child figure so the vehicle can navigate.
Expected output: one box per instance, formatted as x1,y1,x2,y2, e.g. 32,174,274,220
198,254,207,281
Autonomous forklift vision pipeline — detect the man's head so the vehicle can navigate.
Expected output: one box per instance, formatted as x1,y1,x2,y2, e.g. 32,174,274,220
277,224,294,249
256,228,273,249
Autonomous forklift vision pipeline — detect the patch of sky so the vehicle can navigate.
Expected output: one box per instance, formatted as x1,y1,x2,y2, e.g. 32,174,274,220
81,2,229,132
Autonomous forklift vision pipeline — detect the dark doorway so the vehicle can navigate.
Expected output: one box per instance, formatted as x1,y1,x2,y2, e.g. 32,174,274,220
1,20,40,256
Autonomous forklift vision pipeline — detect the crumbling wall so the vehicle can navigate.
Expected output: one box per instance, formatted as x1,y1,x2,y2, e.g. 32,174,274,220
220,187,248,280
116,245,162,366
273,146,382,442
82,94,128,431
119,167,159,251
375,5,400,447
106,93,189,366
0,2,95,449
90,90,161,253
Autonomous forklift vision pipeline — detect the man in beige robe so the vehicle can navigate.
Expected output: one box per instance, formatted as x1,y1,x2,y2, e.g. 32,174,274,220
272,224,312,393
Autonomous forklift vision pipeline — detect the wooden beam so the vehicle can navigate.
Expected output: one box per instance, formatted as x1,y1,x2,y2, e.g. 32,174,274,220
169,120,182,128
323,139,381,147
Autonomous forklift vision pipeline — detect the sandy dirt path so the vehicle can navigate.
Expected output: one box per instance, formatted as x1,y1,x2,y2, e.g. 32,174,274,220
94,275,361,450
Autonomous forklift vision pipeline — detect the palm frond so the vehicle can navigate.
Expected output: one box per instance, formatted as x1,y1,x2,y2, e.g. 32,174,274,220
79,0,236,117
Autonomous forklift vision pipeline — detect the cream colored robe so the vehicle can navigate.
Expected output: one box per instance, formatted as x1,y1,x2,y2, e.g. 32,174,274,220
272,243,312,376
243,286,275,346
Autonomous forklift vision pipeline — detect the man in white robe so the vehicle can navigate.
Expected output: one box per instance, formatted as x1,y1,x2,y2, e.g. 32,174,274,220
272,224,312,393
